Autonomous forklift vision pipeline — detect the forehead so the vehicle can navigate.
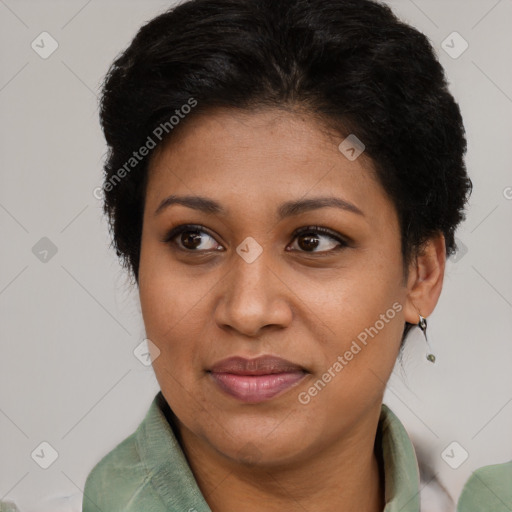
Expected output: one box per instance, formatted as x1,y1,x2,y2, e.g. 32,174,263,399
145,107,392,223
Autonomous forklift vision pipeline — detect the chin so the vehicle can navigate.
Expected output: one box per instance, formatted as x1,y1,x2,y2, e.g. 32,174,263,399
201,418,310,468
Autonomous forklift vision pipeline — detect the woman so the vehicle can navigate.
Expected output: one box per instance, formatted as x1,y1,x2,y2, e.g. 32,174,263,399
81,0,492,510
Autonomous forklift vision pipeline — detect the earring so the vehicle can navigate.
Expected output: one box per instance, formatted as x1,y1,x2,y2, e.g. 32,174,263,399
418,314,436,363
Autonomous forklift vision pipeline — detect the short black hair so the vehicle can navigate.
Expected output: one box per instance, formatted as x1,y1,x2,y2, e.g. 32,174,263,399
98,0,472,345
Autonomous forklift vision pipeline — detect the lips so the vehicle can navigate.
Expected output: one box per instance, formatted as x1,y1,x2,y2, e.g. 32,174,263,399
208,355,307,403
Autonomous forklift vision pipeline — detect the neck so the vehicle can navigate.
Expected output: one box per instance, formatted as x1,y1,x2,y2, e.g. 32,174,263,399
175,407,386,512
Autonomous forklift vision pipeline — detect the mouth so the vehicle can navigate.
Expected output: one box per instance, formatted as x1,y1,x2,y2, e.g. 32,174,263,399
207,355,308,403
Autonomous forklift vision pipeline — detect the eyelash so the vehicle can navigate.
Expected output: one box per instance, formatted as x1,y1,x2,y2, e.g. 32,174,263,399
161,224,350,255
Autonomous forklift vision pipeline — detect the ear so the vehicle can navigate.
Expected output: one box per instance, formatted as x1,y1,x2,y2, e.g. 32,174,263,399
403,233,447,324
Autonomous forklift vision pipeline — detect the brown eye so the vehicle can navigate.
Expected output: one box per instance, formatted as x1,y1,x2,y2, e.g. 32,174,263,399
163,224,223,252
289,226,348,253
297,233,325,251
180,230,203,250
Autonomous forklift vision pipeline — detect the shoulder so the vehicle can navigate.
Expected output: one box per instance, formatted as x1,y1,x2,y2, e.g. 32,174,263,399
83,392,210,511
82,432,152,511
82,407,168,512
456,461,512,512
381,404,456,512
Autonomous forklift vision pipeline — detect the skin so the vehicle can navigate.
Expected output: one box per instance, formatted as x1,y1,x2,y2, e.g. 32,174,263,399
138,107,446,512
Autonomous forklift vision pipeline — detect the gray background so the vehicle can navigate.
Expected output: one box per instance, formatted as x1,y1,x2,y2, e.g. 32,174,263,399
1,0,511,510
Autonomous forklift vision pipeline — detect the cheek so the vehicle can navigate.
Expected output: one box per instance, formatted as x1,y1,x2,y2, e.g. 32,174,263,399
290,255,404,335
140,276,207,361
139,237,207,337
298,307,404,425
289,260,405,393
138,254,224,397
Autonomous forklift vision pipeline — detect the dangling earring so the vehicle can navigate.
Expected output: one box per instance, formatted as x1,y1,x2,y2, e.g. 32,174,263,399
418,314,436,363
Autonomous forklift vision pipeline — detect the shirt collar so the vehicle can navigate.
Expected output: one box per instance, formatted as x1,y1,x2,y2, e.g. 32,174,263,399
136,392,420,511
379,403,421,511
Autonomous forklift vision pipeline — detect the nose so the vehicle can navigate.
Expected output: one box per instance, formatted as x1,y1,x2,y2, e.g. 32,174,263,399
213,246,293,337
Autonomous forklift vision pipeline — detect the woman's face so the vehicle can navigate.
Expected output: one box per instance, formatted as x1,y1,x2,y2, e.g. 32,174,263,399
139,107,418,466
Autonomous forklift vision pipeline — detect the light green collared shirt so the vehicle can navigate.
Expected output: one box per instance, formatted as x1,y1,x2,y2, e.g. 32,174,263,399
81,391,512,511
2,395,509,510
456,460,512,512
82,391,422,511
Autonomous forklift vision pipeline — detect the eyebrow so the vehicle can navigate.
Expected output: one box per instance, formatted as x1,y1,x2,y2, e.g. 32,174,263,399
154,194,364,219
